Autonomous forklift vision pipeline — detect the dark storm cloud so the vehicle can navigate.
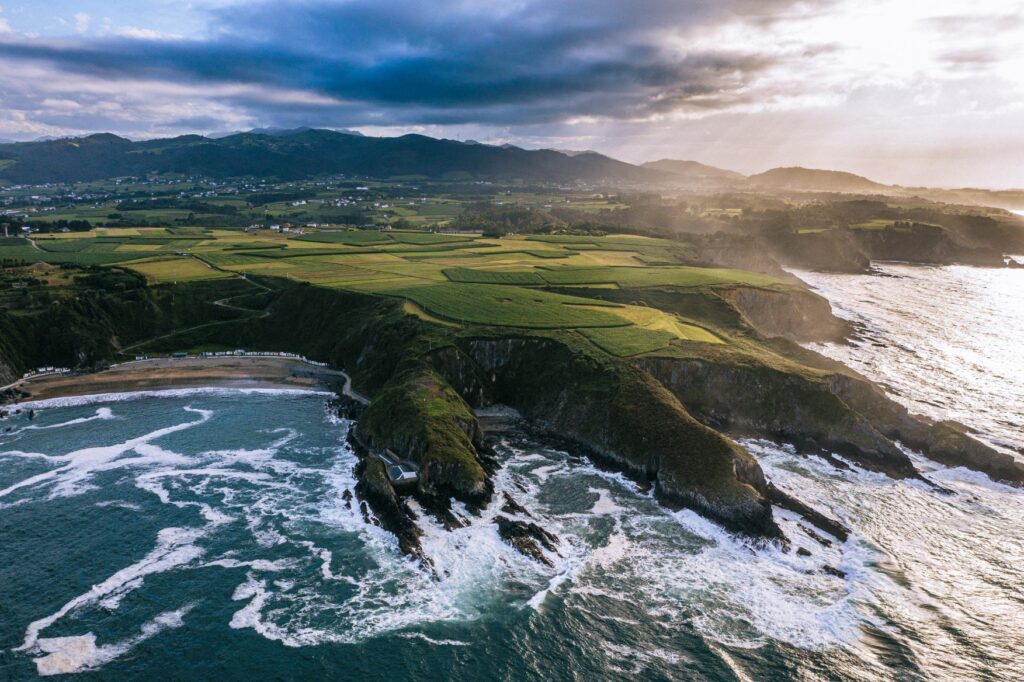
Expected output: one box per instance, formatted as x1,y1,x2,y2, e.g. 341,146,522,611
0,0,819,128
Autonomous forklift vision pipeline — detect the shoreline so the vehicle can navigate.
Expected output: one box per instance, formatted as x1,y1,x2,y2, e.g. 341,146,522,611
4,356,349,405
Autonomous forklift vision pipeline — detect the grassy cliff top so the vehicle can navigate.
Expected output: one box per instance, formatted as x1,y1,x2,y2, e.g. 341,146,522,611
5,227,795,358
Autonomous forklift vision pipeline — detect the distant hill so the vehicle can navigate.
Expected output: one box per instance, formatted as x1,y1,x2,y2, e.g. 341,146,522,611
0,129,668,185
641,159,745,183
746,167,887,193
208,126,365,139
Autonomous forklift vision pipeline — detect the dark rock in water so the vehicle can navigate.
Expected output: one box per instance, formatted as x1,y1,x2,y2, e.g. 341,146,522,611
495,515,559,566
822,564,846,579
797,547,812,557
332,394,366,421
827,377,1024,486
798,523,833,548
27,409,35,421
413,492,465,531
342,488,353,510
500,492,532,518
768,483,850,542
355,458,429,568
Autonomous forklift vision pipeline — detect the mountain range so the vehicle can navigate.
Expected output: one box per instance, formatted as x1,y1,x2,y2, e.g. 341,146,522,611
0,129,666,185
0,127,905,195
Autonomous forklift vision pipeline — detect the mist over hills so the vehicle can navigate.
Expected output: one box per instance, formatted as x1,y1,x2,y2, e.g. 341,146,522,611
641,159,746,183
746,167,887,193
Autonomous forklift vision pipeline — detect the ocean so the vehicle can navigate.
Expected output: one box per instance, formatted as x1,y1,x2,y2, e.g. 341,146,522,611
1,264,1022,681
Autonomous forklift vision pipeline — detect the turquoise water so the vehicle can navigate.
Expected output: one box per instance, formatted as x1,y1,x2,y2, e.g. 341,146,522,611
1,265,1023,680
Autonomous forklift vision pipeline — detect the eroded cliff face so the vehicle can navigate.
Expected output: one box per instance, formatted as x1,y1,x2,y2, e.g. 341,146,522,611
763,227,1008,273
430,336,782,538
827,374,1024,484
717,286,852,343
638,355,1023,486
639,357,918,478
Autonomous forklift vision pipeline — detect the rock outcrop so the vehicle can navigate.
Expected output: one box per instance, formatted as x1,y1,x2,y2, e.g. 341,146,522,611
827,374,1024,485
639,354,1022,486
353,455,427,564
717,286,852,343
356,364,493,511
432,336,783,538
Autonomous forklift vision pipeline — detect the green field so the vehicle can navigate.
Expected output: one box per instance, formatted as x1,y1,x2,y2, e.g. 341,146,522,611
443,267,546,285
0,227,788,355
579,326,677,356
537,265,781,288
392,283,628,329
294,230,394,245
128,257,234,283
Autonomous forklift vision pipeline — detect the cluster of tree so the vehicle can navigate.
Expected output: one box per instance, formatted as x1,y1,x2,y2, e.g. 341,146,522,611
73,266,146,292
103,213,167,228
115,198,238,215
450,203,562,236
549,205,717,237
738,200,896,235
13,218,94,233
245,190,317,206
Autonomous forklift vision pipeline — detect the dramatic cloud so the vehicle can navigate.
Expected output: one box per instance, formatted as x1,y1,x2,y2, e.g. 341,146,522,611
0,0,1021,186
0,0,807,128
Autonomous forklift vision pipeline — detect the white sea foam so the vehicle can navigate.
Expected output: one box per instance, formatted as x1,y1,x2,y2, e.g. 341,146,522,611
16,387,332,410
0,406,210,501
20,407,115,430
604,642,690,675
396,632,470,646
95,500,142,511
33,604,195,676
587,487,625,515
203,558,299,571
19,527,205,653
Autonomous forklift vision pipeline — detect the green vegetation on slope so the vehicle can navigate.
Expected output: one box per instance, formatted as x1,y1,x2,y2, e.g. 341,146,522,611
392,283,628,329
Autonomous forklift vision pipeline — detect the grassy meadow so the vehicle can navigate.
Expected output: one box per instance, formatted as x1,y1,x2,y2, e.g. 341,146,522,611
1,226,788,357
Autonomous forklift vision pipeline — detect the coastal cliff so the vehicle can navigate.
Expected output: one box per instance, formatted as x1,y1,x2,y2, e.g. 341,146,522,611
434,336,781,537
4,269,1017,567
717,286,852,343
765,225,1008,273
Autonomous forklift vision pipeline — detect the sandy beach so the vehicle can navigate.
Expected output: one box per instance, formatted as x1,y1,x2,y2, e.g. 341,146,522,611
4,356,350,404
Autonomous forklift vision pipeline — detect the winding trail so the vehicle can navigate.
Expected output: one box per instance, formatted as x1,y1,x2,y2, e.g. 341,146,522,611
118,272,270,354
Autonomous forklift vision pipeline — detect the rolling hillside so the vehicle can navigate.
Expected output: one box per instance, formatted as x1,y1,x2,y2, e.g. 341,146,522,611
746,166,887,193
641,159,746,183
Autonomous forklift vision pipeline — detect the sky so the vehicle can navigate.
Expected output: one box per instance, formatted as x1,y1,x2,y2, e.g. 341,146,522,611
0,0,1022,188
